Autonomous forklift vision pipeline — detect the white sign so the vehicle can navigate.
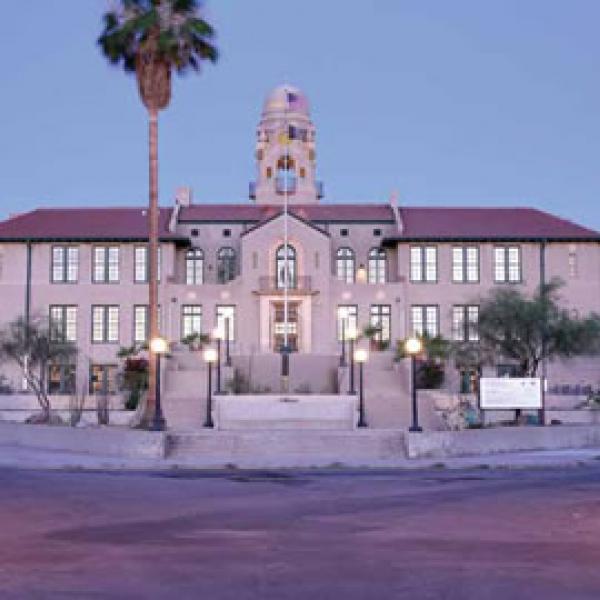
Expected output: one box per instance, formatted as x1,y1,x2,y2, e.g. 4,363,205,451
480,378,542,410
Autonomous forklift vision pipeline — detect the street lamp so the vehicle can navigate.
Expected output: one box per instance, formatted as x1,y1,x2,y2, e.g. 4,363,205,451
354,348,368,427
149,336,168,431
212,326,223,394
347,324,358,394
405,336,423,433
203,347,218,428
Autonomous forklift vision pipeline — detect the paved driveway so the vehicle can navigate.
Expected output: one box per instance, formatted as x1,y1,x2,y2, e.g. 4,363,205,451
1,467,600,599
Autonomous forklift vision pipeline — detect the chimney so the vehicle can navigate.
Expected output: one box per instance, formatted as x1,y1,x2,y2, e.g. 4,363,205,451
175,186,193,207
389,190,404,234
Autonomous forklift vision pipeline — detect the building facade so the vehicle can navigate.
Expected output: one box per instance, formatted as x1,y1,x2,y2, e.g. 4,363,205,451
0,85,599,400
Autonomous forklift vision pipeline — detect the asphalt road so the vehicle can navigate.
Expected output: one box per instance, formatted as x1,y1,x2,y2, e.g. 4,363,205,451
1,466,600,599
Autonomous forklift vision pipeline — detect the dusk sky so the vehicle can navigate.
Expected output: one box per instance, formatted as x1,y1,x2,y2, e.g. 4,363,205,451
1,1,599,230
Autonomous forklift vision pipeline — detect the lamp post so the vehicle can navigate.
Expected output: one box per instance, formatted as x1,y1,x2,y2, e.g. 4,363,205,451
225,317,232,367
212,326,223,394
347,324,358,395
203,347,218,428
354,348,368,427
149,336,168,431
340,318,347,367
405,337,423,433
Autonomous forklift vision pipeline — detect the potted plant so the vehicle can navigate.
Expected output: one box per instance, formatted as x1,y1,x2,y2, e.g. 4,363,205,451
182,333,211,352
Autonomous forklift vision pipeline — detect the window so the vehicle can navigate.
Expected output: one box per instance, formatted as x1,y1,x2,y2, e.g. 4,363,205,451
89,364,118,395
368,248,386,284
93,246,120,283
48,363,76,395
336,248,355,283
340,228,349,237
92,305,119,343
452,305,479,341
276,244,297,289
51,246,79,283
133,305,149,344
411,305,439,337
276,154,297,194
410,246,437,282
568,244,578,278
134,246,161,283
452,246,479,283
49,306,77,343
191,229,199,237
181,305,202,339
369,305,391,347
223,229,231,238
185,249,204,285
217,247,236,284
216,305,236,341
494,246,521,283
337,305,358,341
373,229,382,237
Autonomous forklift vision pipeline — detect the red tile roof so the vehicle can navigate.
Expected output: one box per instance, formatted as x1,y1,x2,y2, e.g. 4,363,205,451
0,207,182,241
0,204,596,242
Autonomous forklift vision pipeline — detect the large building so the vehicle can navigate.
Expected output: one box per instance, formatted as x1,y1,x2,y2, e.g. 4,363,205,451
0,85,599,422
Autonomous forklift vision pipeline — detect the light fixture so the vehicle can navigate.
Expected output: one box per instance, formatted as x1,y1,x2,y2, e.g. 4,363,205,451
354,348,368,363
150,336,168,355
405,337,422,356
203,348,218,363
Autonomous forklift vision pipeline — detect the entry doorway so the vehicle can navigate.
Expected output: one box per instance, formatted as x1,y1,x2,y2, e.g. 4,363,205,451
272,301,299,352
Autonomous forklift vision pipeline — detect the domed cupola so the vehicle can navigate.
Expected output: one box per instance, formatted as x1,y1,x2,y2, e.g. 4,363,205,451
250,84,323,205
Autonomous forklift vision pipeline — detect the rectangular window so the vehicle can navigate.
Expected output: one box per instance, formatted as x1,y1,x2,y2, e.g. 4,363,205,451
568,244,578,278
410,246,437,282
185,249,204,285
49,305,77,343
181,305,202,339
336,305,358,341
51,246,79,283
93,246,120,283
369,304,391,346
216,305,236,341
452,246,479,283
494,246,521,283
134,305,149,344
92,305,119,343
134,246,161,283
48,363,76,395
411,305,439,337
452,305,479,341
89,364,118,395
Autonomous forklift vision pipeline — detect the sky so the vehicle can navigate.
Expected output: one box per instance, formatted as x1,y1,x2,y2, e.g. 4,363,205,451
0,1,599,230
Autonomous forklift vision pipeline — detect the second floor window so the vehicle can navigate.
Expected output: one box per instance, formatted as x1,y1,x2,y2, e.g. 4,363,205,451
93,246,120,283
410,246,437,282
185,249,204,285
134,246,161,283
368,248,386,284
494,246,521,283
452,246,479,283
336,248,355,283
276,244,297,289
452,305,479,341
411,305,439,337
92,305,119,343
51,246,79,283
49,305,77,343
217,247,236,284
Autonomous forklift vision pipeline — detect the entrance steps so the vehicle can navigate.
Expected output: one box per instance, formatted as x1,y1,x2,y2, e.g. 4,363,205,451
165,429,406,468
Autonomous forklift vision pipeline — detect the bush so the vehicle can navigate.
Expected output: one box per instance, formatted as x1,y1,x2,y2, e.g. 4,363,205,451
121,357,148,410
416,360,445,389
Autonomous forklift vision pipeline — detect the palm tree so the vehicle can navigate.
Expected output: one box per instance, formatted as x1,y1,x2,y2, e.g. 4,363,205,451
98,0,218,427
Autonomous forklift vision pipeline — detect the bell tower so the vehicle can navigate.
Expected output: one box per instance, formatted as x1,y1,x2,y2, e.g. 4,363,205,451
250,84,322,205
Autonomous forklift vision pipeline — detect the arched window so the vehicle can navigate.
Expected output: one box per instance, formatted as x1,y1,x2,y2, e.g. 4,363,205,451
185,249,204,285
276,154,297,194
336,248,355,283
368,248,386,284
276,244,297,289
217,247,236,284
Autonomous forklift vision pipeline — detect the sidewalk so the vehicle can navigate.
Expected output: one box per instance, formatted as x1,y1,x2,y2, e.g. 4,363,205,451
1,443,599,473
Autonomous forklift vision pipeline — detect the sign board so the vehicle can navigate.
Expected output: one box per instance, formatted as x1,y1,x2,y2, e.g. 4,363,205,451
480,378,542,410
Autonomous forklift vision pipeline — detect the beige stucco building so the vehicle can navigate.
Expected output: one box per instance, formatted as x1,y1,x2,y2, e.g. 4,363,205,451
0,85,598,424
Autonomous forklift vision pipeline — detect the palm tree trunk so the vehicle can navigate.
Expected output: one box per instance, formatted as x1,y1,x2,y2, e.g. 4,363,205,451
145,108,160,426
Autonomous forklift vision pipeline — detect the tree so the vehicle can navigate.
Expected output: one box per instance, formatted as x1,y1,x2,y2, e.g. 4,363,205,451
0,316,77,423
477,279,600,377
98,0,218,426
